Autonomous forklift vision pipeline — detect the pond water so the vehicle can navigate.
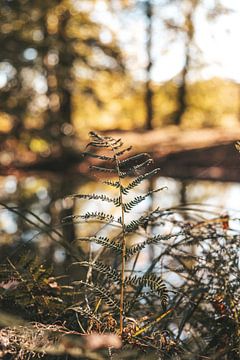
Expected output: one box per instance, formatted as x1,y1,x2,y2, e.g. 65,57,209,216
1,173,240,267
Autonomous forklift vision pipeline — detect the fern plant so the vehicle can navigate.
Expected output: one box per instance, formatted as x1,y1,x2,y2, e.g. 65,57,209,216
2,133,239,359
0,250,74,323
63,131,170,344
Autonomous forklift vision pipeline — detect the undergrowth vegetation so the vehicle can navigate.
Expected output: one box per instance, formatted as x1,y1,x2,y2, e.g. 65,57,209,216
0,132,240,359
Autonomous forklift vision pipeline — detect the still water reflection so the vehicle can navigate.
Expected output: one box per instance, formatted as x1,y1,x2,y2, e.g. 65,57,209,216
1,173,240,266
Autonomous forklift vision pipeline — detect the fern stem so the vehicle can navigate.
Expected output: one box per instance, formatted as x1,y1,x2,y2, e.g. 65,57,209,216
112,150,125,335
119,191,126,335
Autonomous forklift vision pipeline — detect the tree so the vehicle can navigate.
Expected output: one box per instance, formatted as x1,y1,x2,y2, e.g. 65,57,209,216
162,0,231,126
110,0,156,130
144,0,154,130
0,0,124,156
0,0,125,262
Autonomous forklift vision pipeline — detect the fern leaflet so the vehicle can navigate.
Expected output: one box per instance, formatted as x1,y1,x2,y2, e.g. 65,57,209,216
74,281,120,310
66,193,121,207
76,236,122,254
123,188,166,213
123,169,161,194
125,274,168,308
76,261,121,284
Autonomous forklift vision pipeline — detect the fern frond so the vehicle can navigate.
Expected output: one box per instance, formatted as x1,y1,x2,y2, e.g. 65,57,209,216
87,132,123,150
124,216,147,233
125,274,168,308
66,193,121,207
82,211,114,222
87,142,109,148
77,261,121,283
123,188,166,213
88,131,105,141
116,146,132,157
102,179,121,189
126,238,152,259
126,242,147,259
91,261,121,283
74,281,120,310
87,131,116,148
119,153,151,171
124,207,163,233
83,151,113,161
76,236,122,254
122,169,160,195
126,233,175,258
132,158,153,172
89,165,117,174
124,274,165,295
118,158,154,178
111,139,123,150
62,211,115,224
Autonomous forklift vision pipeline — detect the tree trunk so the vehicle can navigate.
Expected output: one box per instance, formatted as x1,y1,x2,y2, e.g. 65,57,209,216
145,1,154,130
174,7,195,126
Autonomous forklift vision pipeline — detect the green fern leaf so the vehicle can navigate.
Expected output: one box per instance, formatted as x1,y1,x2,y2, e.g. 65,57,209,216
77,261,121,283
124,207,163,232
123,188,166,213
76,236,122,254
74,281,120,310
123,169,161,194
66,193,121,207
126,233,175,258
124,274,168,308
62,211,116,224
91,261,121,283
124,216,147,233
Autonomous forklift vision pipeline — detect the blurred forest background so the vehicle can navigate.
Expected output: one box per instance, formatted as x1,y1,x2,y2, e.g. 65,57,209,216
1,0,240,265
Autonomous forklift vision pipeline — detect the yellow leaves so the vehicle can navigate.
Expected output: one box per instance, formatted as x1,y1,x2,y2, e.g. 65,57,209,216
0,113,14,133
185,78,239,128
46,13,59,35
24,116,45,130
29,137,50,154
